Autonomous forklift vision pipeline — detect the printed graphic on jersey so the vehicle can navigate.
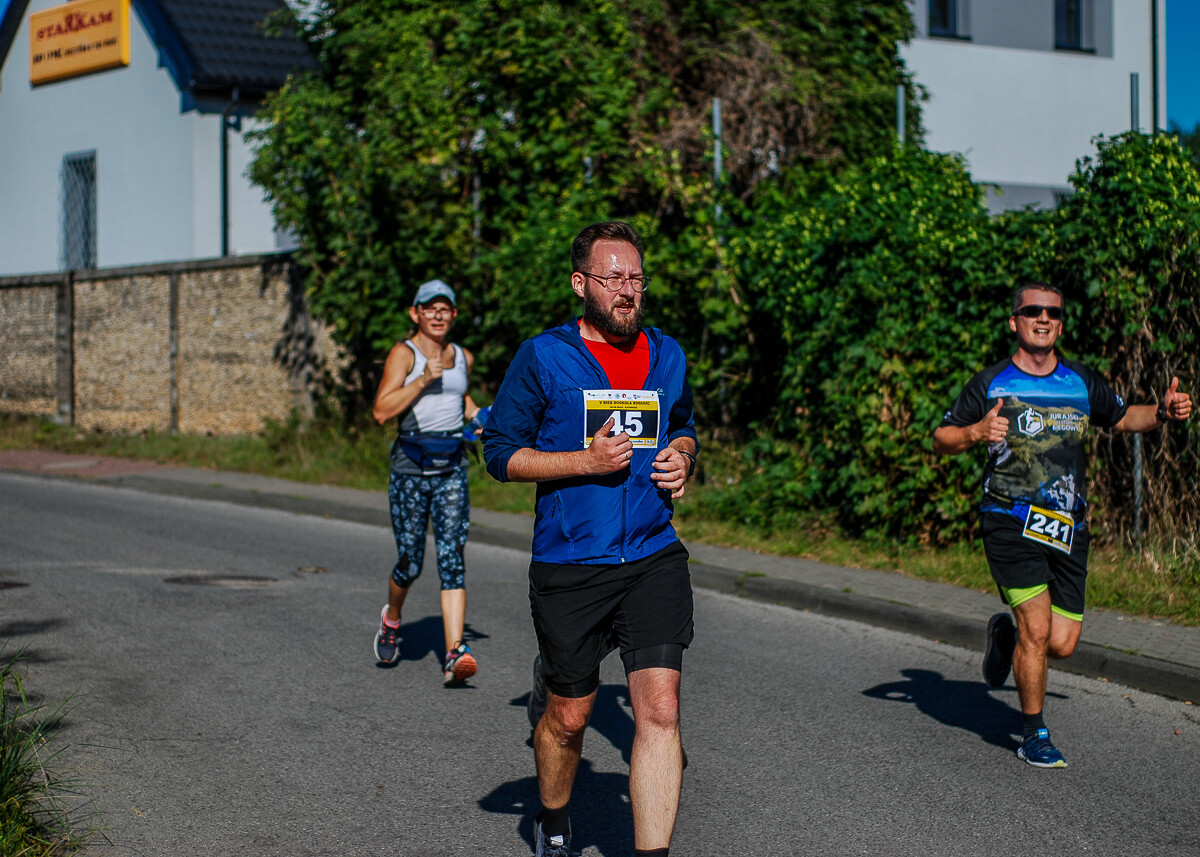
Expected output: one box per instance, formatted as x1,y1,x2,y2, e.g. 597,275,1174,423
990,395,1089,514
1017,407,1044,436
942,359,1127,524
583,389,660,448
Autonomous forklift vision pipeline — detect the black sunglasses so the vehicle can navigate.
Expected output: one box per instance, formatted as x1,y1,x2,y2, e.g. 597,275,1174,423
1014,304,1063,320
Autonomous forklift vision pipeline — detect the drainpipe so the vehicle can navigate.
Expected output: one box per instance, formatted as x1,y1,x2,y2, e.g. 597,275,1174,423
221,88,241,257
1151,0,1159,133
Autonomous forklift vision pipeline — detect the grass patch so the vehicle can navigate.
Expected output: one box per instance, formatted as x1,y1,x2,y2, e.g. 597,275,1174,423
3,413,1197,625
0,652,95,856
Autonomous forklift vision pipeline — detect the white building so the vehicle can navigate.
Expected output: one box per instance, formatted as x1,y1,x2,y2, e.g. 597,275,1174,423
0,0,314,277
903,0,1167,211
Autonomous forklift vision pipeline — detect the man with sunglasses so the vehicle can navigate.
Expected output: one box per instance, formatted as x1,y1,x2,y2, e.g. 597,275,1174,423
933,283,1192,768
371,279,486,686
484,222,698,857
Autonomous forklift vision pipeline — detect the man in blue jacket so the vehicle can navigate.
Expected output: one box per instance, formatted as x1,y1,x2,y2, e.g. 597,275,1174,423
484,221,698,857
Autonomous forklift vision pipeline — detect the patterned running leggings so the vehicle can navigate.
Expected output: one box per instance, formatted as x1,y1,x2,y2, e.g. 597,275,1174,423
388,466,470,590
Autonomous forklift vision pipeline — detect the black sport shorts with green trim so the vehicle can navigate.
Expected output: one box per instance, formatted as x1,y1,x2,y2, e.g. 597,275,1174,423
980,511,1089,619
528,540,694,698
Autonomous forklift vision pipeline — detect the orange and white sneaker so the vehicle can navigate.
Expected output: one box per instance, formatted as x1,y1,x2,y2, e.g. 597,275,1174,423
443,642,477,686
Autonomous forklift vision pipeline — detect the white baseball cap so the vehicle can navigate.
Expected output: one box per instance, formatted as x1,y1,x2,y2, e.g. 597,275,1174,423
413,279,456,306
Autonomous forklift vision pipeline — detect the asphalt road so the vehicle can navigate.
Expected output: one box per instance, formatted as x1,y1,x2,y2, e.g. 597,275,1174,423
3,472,1199,856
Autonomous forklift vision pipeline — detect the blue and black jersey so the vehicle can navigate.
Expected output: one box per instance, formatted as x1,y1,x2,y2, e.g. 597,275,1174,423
940,358,1127,523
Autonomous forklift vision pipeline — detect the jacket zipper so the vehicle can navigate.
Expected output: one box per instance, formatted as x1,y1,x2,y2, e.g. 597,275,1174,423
567,323,663,564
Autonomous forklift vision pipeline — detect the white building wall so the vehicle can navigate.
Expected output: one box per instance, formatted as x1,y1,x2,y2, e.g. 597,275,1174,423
902,0,1166,211
228,118,279,257
192,113,221,259
0,0,283,277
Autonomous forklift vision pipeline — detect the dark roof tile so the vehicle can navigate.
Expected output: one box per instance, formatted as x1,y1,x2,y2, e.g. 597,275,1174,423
155,0,316,95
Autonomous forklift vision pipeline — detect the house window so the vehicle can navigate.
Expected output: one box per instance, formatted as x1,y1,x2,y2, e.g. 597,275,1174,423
929,0,969,39
61,151,97,270
1056,0,1093,51
929,0,957,37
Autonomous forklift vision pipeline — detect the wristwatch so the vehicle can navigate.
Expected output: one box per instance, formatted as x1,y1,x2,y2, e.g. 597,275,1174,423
678,449,697,477
1157,400,1170,424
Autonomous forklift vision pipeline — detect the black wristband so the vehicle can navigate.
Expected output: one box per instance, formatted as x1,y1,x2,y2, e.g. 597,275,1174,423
678,449,696,478
1157,400,1170,424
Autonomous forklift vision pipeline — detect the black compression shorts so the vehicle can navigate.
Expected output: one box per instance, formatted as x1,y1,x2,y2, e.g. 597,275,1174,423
528,540,694,698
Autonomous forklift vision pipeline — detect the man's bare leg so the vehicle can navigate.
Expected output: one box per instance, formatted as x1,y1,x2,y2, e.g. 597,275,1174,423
1012,592,1052,714
1012,592,1082,714
535,690,597,814
627,667,682,851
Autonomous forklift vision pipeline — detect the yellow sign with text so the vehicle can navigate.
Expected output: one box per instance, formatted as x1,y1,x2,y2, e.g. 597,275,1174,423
29,0,130,86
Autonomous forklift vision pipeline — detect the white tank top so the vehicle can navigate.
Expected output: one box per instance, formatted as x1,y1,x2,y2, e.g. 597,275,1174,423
398,341,467,434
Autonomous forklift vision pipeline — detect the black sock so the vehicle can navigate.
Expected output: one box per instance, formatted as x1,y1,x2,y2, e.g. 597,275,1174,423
1022,711,1046,739
539,803,570,838
635,850,669,857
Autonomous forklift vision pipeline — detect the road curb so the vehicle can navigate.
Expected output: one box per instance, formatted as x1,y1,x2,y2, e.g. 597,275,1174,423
689,561,1200,703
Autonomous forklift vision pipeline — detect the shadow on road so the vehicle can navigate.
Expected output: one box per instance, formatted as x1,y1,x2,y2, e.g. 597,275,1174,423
485,681,640,855
861,667,1067,752
479,757,634,857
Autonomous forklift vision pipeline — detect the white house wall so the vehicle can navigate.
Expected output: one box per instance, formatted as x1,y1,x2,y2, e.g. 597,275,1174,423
902,0,1166,208
229,118,278,258
0,1,283,277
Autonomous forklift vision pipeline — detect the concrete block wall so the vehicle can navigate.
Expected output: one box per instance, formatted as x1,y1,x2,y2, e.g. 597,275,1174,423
0,256,335,435
0,285,57,416
75,274,173,432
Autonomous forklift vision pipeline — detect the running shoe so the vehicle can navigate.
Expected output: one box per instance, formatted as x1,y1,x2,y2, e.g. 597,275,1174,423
1016,727,1067,768
982,612,1016,688
443,642,477,686
528,652,548,730
373,605,401,665
533,816,579,857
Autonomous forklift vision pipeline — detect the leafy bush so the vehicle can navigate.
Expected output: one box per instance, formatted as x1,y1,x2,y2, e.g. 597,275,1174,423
1056,132,1200,545
725,149,1052,541
249,0,918,412
703,134,1199,552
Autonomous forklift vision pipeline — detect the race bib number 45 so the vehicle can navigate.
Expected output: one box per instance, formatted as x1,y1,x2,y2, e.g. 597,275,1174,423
1022,505,1075,554
583,389,660,449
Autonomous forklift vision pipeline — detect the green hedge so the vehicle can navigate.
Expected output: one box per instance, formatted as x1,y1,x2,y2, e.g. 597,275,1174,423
698,133,1200,548
250,2,1199,549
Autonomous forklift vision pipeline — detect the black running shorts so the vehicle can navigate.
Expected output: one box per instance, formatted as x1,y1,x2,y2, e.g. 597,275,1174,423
528,540,694,698
980,511,1089,621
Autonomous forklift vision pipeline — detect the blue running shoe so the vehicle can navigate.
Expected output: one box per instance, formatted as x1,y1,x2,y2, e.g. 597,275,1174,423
983,612,1016,688
1017,728,1067,768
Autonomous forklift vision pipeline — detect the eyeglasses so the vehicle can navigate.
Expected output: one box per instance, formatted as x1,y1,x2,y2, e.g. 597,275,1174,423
579,271,650,293
418,307,455,319
1014,304,1062,320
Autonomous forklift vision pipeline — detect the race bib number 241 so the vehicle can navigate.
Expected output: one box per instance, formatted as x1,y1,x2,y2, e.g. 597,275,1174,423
583,389,661,449
1022,505,1074,555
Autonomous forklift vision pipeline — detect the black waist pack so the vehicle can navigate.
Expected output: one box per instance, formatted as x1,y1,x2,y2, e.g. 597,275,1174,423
398,432,464,470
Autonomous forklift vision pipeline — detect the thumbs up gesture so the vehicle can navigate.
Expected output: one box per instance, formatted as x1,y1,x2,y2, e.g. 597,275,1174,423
978,399,1009,443
1159,376,1193,422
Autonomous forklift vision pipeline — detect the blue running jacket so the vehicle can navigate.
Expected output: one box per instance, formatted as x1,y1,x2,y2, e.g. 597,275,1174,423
484,320,698,564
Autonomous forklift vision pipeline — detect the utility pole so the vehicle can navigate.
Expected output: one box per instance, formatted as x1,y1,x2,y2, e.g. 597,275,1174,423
713,97,723,230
